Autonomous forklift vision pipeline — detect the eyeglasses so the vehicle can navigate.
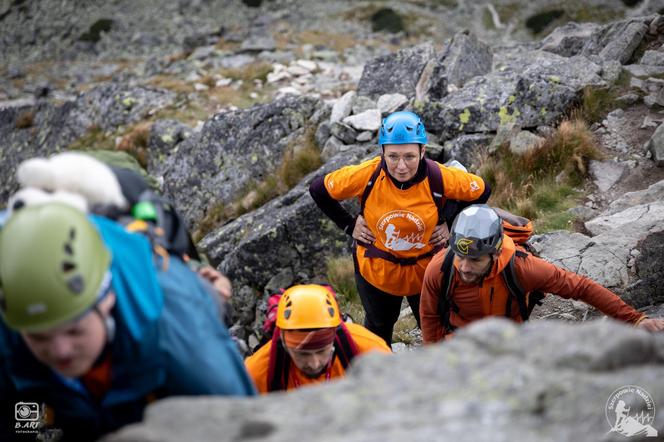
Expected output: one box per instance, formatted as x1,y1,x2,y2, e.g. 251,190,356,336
384,154,420,164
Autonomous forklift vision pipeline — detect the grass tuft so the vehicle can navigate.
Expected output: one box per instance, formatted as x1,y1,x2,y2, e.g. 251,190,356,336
479,119,602,232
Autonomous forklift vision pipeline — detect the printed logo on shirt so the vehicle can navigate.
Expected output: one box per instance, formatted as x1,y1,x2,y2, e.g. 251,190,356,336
376,210,427,251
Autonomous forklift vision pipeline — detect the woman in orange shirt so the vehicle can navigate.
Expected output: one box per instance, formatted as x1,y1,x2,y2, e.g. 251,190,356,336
309,111,491,346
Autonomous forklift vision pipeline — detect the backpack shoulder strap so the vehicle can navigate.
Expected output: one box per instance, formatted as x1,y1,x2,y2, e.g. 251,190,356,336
502,251,543,321
437,249,458,333
267,327,289,392
360,161,384,216
334,322,360,369
425,158,445,224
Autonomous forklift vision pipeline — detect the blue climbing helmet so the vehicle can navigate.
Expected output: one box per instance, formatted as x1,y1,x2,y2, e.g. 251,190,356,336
378,111,428,146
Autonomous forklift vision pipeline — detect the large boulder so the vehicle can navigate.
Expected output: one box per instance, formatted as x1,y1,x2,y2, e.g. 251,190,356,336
199,145,377,292
155,95,322,228
357,42,435,100
0,83,175,204
540,16,652,64
104,319,664,442
419,50,603,140
532,182,664,309
423,31,493,101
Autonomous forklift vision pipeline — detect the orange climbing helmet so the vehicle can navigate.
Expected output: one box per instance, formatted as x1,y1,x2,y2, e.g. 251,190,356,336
276,284,341,330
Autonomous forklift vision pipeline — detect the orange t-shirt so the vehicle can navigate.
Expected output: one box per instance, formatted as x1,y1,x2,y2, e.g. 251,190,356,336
245,322,391,394
324,156,486,295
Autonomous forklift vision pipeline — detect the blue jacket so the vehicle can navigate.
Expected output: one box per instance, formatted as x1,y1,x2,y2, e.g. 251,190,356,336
0,215,255,440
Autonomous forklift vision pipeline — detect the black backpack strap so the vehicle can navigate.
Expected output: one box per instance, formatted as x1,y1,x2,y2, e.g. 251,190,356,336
425,158,445,225
267,331,290,392
502,250,544,321
360,161,384,216
334,324,359,369
437,249,458,333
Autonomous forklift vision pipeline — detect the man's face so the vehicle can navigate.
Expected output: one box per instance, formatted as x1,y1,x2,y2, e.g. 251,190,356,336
285,343,335,378
383,143,423,183
455,254,493,285
21,293,114,378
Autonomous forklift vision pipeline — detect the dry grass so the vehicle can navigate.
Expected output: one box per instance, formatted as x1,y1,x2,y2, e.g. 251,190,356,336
116,122,152,168
15,110,35,129
479,119,602,231
326,256,364,323
148,75,193,94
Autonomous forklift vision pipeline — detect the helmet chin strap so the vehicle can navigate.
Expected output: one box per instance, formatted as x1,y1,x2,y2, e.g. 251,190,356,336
94,305,116,343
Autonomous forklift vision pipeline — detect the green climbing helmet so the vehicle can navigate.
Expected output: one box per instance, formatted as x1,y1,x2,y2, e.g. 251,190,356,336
0,203,112,332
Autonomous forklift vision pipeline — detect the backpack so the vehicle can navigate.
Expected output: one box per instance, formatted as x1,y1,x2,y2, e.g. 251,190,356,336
109,167,200,262
437,207,546,333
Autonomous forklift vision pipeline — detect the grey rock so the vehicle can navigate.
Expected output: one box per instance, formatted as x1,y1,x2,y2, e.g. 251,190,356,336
615,93,640,106
189,45,217,61
357,42,435,99
228,285,259,334
420,50,602,140
104,319,664,442
159,95,321,228
314,122,331,149
623,230,664,309
604,179,664,216
218,54,255,69
198,146,375,295
376,93,408,115
587,200,664,236
351,96,376,115
624,64,664,78
342,109,381,132
0,83,175,203
320,136,345,162
509,130,545,155
646,123,664,166
567,206,599,222
240,33,276,53
330,122,358,144
600,60,623,85
641,49,664,66
425,31,493,100
355,131,374,143
539,22,599,57
264,268,295,296
330,91,355,124
442,134,493,167
597,21,647,64
147,120,194,179
588,160,627,192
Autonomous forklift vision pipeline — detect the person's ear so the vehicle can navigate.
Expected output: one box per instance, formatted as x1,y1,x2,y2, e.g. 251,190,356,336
420,145,426,159
98,291,116,315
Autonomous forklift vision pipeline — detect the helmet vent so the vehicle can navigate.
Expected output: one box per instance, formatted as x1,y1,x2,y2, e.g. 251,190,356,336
327,307,335,317
62,261,76,273
69,228,76,240
67,275,85,295
284,309,292,320
64,243,73,255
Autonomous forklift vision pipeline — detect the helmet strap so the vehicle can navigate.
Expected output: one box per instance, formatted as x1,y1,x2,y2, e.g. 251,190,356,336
93,305,116,343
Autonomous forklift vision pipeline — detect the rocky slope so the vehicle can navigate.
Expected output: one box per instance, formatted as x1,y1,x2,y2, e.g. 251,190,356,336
1,2,664,438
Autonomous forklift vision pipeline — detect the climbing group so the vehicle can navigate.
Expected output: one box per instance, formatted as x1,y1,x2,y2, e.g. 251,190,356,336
1,111,663,441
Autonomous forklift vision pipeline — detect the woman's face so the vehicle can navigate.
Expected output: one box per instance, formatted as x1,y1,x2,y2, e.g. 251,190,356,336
383,143,424,182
